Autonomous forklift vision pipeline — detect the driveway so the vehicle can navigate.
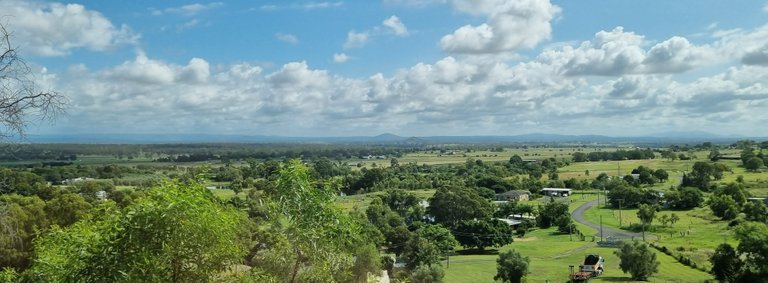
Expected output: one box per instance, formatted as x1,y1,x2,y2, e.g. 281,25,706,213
571,199,655,240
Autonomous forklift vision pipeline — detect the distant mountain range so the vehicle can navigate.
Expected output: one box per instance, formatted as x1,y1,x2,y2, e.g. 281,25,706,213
25,132,762,145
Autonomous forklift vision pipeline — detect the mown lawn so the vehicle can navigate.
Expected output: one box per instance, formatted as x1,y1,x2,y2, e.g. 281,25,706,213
580,202,735,271
443,227,713,282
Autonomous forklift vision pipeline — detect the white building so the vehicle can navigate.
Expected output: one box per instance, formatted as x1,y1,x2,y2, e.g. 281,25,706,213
541,188,572,197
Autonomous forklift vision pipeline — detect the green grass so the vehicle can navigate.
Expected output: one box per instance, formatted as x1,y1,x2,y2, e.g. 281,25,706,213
353,147,617,168
579,203,735,271
442,227,713,282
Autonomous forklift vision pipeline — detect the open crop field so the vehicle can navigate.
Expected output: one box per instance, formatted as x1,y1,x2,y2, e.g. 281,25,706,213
351,147,617,168
580,202,737,270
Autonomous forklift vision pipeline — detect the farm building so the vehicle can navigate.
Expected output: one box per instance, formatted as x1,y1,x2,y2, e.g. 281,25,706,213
542,188,572,196
495,218,522,228
495,190,530,201
508,214,536,221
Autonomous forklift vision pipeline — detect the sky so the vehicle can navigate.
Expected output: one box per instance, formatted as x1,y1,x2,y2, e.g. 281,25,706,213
4,0,768,137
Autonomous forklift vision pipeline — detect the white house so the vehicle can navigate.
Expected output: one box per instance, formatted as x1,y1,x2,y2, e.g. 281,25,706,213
541,188,572,197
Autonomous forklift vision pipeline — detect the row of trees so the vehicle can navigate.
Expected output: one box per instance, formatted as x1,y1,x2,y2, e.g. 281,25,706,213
571,149,655,162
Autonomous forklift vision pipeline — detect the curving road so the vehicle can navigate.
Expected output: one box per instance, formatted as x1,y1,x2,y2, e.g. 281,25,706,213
571,199,656,240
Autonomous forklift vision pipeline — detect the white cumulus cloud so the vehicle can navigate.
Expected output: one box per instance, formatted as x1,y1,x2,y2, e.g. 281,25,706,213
333,53,350,63
0,0,137,56
440,0,561,54
344,30,369,49
383,15,409,36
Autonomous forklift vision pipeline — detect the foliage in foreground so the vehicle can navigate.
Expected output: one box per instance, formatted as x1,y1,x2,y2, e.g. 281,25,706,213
27,181,248,282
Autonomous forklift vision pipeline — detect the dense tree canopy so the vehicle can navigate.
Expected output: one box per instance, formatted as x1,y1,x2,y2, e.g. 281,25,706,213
428,186,493,227
664,187,703,210
710,243,742,283
453,219,513,250
494,250,530,283
614,241,659,281
27,181,248,282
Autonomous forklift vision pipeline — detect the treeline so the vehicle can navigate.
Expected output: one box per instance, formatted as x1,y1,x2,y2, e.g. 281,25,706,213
571,148,655,162
0,143,418,162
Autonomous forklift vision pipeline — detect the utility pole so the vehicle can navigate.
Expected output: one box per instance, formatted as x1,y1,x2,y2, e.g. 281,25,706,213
618,199,623,228
600,215,604,242
597,188,600,207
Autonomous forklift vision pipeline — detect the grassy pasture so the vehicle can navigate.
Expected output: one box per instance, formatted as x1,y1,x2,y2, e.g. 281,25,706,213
352,147,616,168
581,203,735,271
442,227,713,282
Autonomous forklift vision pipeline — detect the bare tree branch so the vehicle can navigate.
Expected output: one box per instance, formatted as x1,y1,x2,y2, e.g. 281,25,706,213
0,21,67,142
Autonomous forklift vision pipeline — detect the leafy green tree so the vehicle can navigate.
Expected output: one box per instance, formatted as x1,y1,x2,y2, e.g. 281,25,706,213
741,148,757,164
555,214,575,233
637,204,660,226
379,189,425,224
537,200,569,228
0,169,49,197
745,157,764,172
415,224,458,255
669,213,680,225
0,195,48,270
253,160,362,282
664,187,703,210
614,241,659,281
509,155,524,165
652,169,668,182
658,214,670,226
607,184,661,209
365,198,411,255
402,232,441,270
44,193,92,227
715,183,748,205
709,149,721,161
428,187,492,227
682,162,724,191
494,249,530,283
709,195,740,220
710,243,742,283
572,152,588,162
28,181,248,283
390,158,399,168
734,222,768,277
453,219,513,250
312,157,337,178
410,264,444,283
743,201,768,223
351,244,381,283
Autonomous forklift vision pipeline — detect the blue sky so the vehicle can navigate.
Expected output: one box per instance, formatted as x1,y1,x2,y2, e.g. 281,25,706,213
4,0,768,137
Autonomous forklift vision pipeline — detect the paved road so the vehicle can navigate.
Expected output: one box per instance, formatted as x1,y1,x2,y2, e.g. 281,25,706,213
571,199,655,240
